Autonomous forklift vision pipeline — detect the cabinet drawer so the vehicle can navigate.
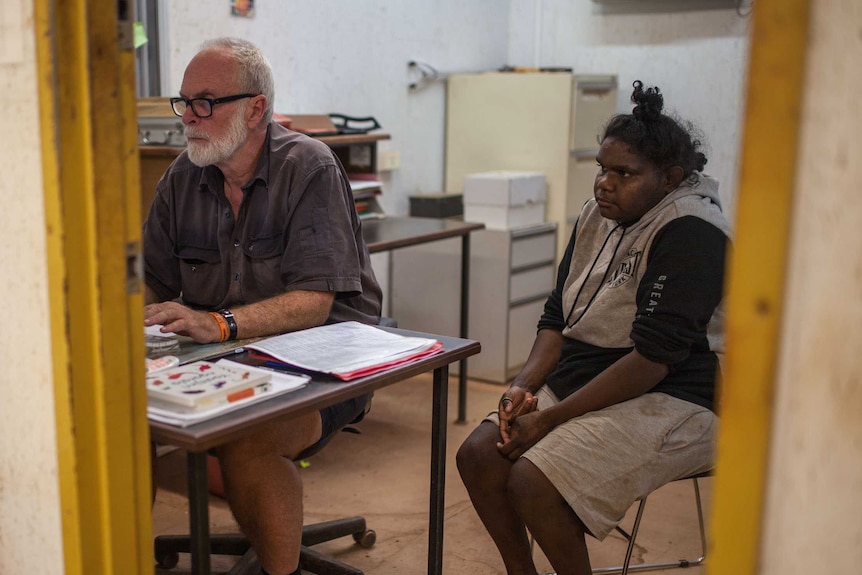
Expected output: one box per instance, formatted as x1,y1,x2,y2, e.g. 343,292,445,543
510,264,555,303
511,232,557,268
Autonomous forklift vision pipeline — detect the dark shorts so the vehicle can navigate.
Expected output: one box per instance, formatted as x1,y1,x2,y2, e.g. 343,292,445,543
296,393,371,460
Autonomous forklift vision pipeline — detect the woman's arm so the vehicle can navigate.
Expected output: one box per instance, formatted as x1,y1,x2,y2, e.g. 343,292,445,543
498,329,564,442
498,348,668,459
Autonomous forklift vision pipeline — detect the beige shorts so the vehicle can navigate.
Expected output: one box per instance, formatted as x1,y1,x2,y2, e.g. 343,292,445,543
485,389,716,540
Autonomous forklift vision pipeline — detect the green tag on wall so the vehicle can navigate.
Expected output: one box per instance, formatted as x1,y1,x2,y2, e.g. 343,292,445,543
133,22,148,49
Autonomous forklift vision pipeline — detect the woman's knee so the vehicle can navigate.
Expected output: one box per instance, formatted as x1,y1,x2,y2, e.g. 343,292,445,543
457,422,502,481
507,458,543,504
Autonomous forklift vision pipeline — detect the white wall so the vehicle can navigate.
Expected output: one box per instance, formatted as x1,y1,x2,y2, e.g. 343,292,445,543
508,0,750,218
0,0,65,572
163,0,510,216
163,1,748,217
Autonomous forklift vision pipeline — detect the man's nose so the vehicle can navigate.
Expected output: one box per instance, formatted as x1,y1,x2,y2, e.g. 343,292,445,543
181,105,197,125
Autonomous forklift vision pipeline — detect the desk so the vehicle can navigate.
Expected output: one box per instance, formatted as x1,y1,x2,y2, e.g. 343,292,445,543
150,328,480,575
362,217,485,423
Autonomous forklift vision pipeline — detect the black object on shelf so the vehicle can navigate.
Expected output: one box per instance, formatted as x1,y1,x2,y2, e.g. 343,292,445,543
409,193,463,219
329,114,382,135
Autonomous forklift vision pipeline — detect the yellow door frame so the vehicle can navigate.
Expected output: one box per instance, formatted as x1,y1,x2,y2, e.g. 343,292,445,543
709,1,811,574
35,0,152,573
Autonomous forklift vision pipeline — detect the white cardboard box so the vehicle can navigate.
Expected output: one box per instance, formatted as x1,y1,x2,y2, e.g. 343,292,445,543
463,171,547,230
463,171,547,206
464,202,546,231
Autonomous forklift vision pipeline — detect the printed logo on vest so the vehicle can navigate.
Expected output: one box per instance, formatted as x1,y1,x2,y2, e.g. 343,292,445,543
607,249,641,288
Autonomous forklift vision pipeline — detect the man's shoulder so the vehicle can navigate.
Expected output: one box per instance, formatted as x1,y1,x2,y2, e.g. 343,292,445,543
268,123,335,165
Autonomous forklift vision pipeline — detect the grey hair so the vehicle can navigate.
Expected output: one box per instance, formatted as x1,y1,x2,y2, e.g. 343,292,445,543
200,37,275,124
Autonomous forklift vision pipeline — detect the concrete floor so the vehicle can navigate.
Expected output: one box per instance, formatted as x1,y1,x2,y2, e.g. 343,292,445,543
152,374,711,575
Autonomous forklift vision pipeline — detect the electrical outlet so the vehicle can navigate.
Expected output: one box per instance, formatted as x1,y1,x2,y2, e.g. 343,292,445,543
377,150,401,172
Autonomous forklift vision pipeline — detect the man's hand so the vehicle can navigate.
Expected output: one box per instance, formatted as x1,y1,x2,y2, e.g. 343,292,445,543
144,301,220,343
497,386,538,444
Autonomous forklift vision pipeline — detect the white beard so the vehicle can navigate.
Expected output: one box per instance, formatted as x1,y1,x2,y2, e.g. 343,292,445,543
185,105,248,167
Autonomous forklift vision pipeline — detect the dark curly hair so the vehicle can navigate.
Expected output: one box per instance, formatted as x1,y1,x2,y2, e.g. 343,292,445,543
602,80,707,178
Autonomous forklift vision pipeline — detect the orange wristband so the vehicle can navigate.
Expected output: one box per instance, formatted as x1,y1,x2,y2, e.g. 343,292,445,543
208,311,229,342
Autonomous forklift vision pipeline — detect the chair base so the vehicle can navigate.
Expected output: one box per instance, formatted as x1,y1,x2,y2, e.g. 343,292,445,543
538,474,709,575
154,516,375,575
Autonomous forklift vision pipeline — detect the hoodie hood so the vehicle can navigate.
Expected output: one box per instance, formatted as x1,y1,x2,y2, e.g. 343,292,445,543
627,173,731,238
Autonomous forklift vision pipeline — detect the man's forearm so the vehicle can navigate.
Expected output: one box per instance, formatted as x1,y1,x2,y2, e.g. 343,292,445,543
144,285,161,306
231,290,335,339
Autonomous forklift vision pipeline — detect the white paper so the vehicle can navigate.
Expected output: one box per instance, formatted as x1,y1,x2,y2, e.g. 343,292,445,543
246,321,438,376
147,360,309,427
349,179,382,192
145,323,176,337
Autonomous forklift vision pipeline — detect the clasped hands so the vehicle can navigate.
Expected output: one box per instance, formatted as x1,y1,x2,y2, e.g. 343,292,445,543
496,386,550,460
144,301,221,344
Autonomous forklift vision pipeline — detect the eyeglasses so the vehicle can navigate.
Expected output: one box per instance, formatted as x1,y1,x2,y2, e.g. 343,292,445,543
169,93,258,118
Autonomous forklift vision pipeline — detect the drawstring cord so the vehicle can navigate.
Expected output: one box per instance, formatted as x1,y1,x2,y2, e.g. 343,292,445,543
565,223,625,328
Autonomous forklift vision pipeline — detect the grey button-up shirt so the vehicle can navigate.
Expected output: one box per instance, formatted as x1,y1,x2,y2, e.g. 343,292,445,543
143,123,382,325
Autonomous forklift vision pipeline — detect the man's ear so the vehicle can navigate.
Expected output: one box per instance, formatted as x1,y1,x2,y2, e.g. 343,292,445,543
246,94,268,127
664,166,685,193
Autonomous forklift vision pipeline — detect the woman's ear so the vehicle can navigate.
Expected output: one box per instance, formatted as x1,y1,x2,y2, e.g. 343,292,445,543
663,166,685,193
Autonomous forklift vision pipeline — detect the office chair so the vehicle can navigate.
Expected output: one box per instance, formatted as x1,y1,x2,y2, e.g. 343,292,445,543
537,471,711,575
154,418,376,575
154,317,398,574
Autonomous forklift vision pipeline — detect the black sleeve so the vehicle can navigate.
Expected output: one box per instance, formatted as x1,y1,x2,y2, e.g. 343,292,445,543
631,216,728,364
537,221,577,333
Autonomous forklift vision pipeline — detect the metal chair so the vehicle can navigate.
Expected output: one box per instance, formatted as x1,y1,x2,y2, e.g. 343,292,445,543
538,471,711,575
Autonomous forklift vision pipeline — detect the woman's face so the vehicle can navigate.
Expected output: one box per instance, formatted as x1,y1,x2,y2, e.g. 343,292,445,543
594,137,675,225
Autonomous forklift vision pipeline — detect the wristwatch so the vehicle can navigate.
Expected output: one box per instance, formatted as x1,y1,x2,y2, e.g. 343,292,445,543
218,309,238,341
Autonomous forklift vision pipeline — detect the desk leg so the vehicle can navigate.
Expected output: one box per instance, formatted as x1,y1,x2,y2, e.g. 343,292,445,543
428,364,449,575
457,234,471,424
188,451,212,575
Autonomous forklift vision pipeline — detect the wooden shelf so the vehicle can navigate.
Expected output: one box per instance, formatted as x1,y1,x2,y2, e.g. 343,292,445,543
138,132,391,222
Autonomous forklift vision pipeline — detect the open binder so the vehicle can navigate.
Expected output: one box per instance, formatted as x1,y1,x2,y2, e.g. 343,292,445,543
246,321,442,380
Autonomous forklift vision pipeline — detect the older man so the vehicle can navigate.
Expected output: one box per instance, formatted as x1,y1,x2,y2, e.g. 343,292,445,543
143,37,382,575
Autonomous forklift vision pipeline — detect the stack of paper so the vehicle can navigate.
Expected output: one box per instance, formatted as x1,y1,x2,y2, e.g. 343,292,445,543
246,321,442,380
147,360,309,427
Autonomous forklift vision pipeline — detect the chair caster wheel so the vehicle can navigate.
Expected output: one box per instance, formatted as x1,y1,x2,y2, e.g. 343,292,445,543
155,551,180,569
353,529,376,548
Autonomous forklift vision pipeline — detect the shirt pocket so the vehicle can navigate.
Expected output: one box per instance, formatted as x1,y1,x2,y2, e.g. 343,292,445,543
175,244,224,308
244,230,285,295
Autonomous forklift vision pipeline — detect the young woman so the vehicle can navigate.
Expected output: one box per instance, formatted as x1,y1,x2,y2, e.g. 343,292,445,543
457,81,731,575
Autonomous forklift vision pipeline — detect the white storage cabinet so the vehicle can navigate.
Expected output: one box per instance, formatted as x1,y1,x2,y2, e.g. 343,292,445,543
391,223,557,384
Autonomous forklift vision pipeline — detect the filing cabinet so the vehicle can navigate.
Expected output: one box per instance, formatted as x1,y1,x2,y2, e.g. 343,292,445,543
391,222,557,384
445,72,617,256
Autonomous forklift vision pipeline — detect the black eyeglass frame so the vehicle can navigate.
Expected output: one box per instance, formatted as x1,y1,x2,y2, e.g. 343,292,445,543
169,93,258,118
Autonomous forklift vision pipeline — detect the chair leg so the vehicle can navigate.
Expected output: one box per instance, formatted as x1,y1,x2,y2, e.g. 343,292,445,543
592,477,707,574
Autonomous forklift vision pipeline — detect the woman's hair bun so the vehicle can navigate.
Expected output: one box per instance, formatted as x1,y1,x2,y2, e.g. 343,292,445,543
631,80,664,122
